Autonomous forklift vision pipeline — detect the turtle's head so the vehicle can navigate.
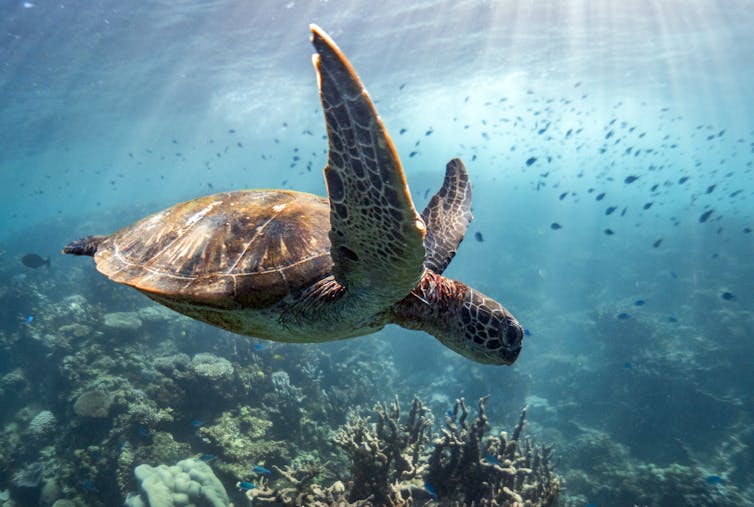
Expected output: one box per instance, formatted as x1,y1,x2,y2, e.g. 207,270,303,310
452,287,524,365
390,271,524,365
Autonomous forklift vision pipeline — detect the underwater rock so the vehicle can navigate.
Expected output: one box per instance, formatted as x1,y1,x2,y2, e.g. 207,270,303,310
73,389,111,418
104,312,143,331
136,305,175,322
58,322,91,338
39,478,61,506
190,353,234,381
11,462,44,504
123,458,229,507
27,410,57,438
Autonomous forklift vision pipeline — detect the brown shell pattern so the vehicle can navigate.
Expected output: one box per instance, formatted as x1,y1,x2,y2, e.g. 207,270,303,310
94,190,333,308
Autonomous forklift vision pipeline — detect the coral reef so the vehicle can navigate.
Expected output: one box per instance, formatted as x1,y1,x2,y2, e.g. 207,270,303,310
246,396,559,506
124,458,229,507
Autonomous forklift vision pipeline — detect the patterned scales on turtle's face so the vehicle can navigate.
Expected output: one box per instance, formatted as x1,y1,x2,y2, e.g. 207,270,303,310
61,24,525,365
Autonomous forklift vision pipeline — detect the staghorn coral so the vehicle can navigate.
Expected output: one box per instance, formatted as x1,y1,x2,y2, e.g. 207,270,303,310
332,396,432,505
246,395,558,507
426,397,560,506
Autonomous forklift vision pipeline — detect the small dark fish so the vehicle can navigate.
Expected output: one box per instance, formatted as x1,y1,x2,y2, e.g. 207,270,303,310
699,209,714,223
721,292,735,301
252,465,272,475
21,253,50,269
254,343,266,351
484,454,502,465
653,239,663,248
624,175,639,184
605,206,617,216
191,419,203,428
525,156,537,166
604,228,614,236
399,82,407,90
524,328,531,336
678,176,689,184
617,312,631,320
446,409,453,418
706,475,724,485
623,362,633,369
24,315,33,325
596,192,606,201
237,481,257,491
200,453,217,462
667,316,678,323
399,128,407,135
228,128,236,134
409,151,418,158
634,299,645,306
643,202,653,210
706,184,716,194
474,232,484,242
425,128,433,136
550,222,562,230
81,479,99,493
424,481,438,499
559,192,568,200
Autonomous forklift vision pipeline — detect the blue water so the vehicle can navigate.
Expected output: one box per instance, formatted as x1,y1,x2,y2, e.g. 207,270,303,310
1,1,753,506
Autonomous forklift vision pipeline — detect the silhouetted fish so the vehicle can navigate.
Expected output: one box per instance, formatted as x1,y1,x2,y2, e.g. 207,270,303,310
624,175,639,184
550,222,562,230
721,292,735,301
21,253,50,269
526,156,537,166
699,209,714,223
474,232,484,242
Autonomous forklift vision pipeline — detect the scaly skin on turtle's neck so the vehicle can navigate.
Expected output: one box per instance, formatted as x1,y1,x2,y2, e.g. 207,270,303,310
388,270,524,365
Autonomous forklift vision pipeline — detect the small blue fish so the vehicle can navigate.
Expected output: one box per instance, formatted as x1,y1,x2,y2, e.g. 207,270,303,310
199,453,217,462
424,481,437,499
617,312,631,320
81,479,99,493
237,481,257,491
484,453,502,465
634,299,645,306
24,315,33,324
191,419,204,428
446,409,454,418
252,465,272,475
524,328,532,336
254,343,266,351
623,362,633,369
706,475,724,485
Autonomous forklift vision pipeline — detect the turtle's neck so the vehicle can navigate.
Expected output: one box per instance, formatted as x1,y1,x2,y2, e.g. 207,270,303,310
389,270,467,334
388,270,523,365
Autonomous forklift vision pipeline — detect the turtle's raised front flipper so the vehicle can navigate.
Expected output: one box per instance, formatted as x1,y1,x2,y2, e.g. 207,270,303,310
62,235,107,257
421,158,472,275
310,25,426,307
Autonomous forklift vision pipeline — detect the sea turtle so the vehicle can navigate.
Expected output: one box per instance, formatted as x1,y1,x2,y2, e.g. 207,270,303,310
63,25,524,365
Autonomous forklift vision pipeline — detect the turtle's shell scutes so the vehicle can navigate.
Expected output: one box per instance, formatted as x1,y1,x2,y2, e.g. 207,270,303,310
94,190,334,309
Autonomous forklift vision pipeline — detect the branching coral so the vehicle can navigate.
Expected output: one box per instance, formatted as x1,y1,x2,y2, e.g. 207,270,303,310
426,397,560,506
246,395,560,507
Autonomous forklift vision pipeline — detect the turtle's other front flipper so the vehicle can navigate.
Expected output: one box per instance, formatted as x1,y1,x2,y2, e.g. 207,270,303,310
421,158,473,275
62,235,107,257
310,25,426,308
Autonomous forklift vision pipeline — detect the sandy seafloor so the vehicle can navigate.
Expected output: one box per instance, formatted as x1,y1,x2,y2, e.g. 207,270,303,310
1,1,753,506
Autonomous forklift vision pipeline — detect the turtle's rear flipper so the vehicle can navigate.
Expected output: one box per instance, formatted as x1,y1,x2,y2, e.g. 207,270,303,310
62,235,107,257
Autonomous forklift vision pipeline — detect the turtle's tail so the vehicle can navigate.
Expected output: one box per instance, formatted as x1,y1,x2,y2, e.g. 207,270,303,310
62,235,108,257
